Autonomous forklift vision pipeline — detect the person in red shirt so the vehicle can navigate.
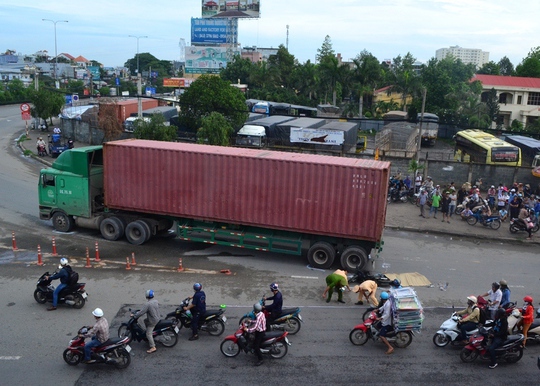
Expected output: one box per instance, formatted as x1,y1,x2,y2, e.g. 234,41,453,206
244,303,266,366
518,296,534,347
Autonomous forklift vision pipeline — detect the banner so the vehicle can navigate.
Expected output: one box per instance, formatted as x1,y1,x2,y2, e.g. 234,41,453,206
202,0,260,19
290,127,345,146
185,46,235,74
191,18,229,44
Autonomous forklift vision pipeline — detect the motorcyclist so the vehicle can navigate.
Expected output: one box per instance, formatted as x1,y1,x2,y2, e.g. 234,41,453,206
45,258,71,311
53,127,61,134
244,303,266,366
263,282,282,329
184,283,206,341
80,308,109,364
376,291,394,355
517,206,533,239
456,296,480,343
36,137,46,154
487,308,508,369
132,290,160,353
499,280,511,309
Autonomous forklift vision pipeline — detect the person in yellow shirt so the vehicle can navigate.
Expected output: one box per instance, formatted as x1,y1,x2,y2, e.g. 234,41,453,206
456,296,480,343
353,280,379,306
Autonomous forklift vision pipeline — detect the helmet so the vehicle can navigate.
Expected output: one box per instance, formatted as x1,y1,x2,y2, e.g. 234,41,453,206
60,258,69,267
475,188,480,192
491,185,495,188
380,292,390,300
499,279,507,286
511,189,516,192
427,176,432,180
145,289,154,299
492,282,500,290
269,282,279,291
390,279,401,288
467,295,477,304
193,283,202,291
253,303,262,313
92,308,104,317
524,296,534,303
495,308,506,319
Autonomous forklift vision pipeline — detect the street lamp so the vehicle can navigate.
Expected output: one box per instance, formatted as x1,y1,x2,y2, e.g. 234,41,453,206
42,19,68,79
128,35,148,74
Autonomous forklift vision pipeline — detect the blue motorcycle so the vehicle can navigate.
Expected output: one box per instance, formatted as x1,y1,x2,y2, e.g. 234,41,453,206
239,296,302,335
466,209,501,230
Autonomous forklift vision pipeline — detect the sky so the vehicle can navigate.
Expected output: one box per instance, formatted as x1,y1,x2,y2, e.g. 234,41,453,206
1,0,539,69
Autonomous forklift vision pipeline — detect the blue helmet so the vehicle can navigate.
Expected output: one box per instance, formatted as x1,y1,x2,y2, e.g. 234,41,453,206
193,283,202,291
145,289,154,299
390,279,401,288
380,292,390,300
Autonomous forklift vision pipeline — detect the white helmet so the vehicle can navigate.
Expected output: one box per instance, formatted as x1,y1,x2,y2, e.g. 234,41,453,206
60,258,69,267
467,295,477,304
92,308,104,317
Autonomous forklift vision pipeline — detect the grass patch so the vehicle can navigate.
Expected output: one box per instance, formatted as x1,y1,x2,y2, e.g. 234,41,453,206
23,149,33,156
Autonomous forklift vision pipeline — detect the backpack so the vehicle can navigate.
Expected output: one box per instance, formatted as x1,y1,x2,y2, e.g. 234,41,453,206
65,265,79,286
475,305,488,325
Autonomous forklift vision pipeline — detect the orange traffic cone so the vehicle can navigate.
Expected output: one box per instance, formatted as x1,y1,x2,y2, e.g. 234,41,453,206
125,257,131,270
51,236,58,256
94,241,101,262
12,232,18,251
84,247,92,268
177,258,184,272
37,245,43,266
130,252,137,266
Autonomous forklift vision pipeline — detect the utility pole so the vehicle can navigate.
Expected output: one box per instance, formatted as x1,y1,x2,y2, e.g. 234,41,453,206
128,35,148,74
42,19,68,81
416,88,427,164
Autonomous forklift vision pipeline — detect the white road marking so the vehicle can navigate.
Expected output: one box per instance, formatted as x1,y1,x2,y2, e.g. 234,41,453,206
0,356,21,360
291,275,319,280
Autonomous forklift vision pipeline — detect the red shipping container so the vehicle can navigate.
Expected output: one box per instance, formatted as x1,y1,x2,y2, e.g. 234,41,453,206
103,140,390,241
113,98,159,124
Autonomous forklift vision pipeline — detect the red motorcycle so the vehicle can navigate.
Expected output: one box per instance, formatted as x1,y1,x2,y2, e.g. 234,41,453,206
63,326,132,369
349,310,413,348
460,327,524,364
220,323,290,360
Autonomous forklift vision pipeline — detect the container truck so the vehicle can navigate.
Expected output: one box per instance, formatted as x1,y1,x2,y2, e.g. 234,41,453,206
235,115,296,148
38,140,390,270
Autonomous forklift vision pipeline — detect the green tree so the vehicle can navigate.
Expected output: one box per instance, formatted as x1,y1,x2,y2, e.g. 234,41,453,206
5,78,31,102
196,112,233,146
29,88,65,124
485,88,500,125
477,61,500,75
178,75,248,133
220,55,255,85
386,53,420,111
267,45,296,89
515,47,540,78
316,35,335,63
498,56,515,76
133,113,177,141
351,50,383,116
508,119,524,132
292,60,318,101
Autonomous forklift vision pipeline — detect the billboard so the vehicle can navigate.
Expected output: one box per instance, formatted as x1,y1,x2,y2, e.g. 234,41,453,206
202,0,260,19
186,46,237,74
163,78,196,88
191,18,229,44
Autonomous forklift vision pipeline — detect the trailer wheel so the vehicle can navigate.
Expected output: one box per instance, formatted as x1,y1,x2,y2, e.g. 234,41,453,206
340,246,368,271
307,242,335,269
52,212,74,232
100,217,125,241
125,220,150,245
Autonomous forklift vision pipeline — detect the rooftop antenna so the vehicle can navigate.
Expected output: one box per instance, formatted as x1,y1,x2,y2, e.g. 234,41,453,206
286,25,289,50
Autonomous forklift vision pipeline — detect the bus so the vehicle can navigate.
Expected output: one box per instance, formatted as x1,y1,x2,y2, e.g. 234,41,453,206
454,129,521,166
247,100,318,118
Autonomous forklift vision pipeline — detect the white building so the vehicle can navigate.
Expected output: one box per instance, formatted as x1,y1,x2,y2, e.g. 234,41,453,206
436,46,489,68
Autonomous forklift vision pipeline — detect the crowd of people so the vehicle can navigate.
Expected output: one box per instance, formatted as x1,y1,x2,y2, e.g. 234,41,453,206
412,172,540,237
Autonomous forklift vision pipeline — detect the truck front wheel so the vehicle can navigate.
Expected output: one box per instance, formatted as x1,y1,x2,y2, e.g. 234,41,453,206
307,242,335,269
100,217,125,241
52,212,74,232
340,246,368,271
125,220,151,245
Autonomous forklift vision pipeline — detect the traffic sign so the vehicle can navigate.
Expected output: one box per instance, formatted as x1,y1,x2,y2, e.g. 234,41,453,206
21,112,31,120
20,103,30,112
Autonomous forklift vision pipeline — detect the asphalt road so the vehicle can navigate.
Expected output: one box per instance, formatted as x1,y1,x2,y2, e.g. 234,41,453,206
0,105,539,385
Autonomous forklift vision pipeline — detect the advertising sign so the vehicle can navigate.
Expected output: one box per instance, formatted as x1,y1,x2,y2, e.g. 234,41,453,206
202,0,260,19
191,18,228,44
186,46,235,74
290,127,345,146
163,78,196,88
88,66,101,81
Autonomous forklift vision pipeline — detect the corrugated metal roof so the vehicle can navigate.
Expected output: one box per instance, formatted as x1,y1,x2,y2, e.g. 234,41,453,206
472,74,540,88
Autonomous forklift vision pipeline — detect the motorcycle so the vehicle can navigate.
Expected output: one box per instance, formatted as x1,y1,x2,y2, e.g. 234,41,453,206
387,185,409,203
433,313,480,347
460,327,525,364
507,308,540,343
509,209,539,234
165,297,227,336
33,271,88,309
347,268,392,287
118,308,179,347
37,144,47,157
466,209,502,230
63,326,131,369
239,296,302,335
349,310,413,348
220,322,291,359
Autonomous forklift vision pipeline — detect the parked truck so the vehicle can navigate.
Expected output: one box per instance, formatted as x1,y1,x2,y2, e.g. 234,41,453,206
38,140,390,270
235,115,296,148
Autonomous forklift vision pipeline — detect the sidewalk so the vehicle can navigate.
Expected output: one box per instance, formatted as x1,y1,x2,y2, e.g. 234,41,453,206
385,201,539,245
